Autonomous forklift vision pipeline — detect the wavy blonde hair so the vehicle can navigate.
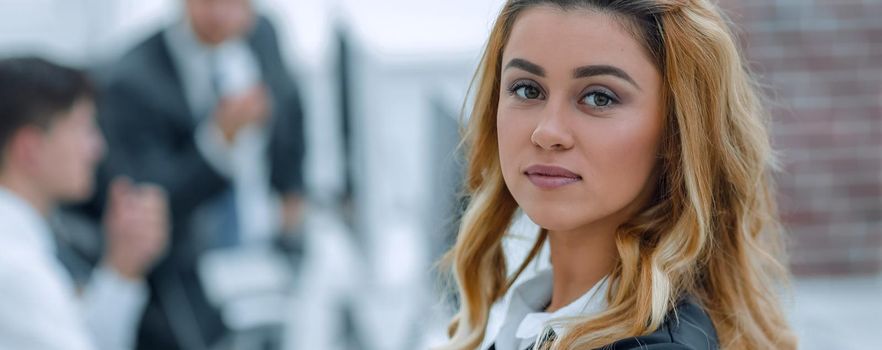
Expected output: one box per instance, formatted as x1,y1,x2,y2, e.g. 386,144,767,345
439,0,797,349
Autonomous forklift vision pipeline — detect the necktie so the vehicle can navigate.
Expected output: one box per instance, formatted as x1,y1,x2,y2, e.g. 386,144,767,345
209,52,241,248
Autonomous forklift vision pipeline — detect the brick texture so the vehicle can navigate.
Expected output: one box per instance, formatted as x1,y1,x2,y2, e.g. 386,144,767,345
719,0,882,276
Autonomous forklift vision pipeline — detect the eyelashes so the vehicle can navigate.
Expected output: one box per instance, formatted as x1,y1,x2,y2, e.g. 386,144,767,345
580,88,619,108
506,79,621,110
508,80,545,100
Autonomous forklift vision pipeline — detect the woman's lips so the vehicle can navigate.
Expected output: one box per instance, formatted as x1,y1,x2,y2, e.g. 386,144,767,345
523,165,582,190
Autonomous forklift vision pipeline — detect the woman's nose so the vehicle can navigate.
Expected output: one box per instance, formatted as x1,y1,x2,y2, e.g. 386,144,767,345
530,100,574,151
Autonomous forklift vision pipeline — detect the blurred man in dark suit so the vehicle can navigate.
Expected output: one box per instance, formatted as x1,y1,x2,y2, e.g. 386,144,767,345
84,0,307,348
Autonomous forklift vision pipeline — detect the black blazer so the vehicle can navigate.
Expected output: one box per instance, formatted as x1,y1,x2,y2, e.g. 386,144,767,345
604,298,719,350
85,17,306,350
491,297,719,350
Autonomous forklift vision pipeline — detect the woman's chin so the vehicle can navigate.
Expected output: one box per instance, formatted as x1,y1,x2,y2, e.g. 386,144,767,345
522,210,586,233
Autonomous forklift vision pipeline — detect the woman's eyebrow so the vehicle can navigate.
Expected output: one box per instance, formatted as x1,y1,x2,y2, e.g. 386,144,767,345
573,65,641,90
505,58,641,90
504,58,545,77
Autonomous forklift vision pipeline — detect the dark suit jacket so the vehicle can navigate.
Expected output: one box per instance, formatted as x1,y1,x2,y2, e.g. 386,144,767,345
85,17,306,350
604,298,719,350
491,297,719,350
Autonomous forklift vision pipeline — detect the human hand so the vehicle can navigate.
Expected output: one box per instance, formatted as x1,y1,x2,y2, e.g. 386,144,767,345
103,177,170,280
280,194,305,234
213,85,270,144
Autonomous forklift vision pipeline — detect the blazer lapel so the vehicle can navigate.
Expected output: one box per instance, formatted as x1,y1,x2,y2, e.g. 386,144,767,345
151,31,200,130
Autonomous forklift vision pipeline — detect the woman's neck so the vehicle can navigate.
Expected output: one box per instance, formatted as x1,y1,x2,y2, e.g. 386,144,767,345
545,223,618,313
544,175,658,312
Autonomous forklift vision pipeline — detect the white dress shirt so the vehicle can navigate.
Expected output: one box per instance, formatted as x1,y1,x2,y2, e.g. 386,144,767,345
0,187,148,350
164,18,280,244
480,268,610,350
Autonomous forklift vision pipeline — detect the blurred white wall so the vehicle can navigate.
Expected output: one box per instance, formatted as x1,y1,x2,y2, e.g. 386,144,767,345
333,2,504,349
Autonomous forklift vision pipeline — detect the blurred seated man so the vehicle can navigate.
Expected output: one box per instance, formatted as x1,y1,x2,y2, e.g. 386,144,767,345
0,57,168,350
84,0,307,348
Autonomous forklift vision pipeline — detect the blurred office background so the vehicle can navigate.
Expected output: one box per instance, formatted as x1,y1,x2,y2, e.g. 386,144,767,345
0,0,879,349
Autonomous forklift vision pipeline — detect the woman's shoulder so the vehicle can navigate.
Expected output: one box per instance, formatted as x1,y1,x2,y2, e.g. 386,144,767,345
604,297,719,350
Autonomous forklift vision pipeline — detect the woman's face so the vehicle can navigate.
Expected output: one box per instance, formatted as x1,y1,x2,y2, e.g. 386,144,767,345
497,6,664,233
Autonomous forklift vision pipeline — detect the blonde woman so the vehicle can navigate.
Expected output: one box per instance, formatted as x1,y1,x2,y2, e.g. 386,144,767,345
440,0,797,349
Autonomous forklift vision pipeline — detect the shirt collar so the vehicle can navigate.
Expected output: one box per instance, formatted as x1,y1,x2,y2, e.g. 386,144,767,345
164,18,251,63
511,269,610,342
0,186,55,254
163,18,260,117
165,18,222,56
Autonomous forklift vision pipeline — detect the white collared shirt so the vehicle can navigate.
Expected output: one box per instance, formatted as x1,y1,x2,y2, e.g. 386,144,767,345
0,187,148,350
481,268,610,350
164,18,280,244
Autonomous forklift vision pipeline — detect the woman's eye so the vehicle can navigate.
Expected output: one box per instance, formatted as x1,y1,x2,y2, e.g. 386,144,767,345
514,85,543,100
582,91,616,107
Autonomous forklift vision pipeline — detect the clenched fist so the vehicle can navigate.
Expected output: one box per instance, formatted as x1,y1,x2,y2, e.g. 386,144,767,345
102,177,170,281
214,85,270,144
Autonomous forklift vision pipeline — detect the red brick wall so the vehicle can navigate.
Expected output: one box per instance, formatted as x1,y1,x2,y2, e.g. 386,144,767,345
719,0,882,276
